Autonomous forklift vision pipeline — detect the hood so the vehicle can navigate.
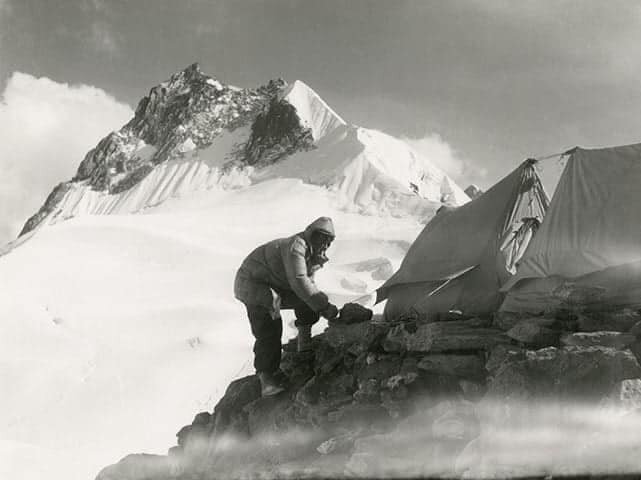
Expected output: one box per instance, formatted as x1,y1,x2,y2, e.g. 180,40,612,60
304,216,335,240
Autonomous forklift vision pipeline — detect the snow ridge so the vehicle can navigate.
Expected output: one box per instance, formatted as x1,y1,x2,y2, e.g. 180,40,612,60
17,65,469,242
281,80,346,141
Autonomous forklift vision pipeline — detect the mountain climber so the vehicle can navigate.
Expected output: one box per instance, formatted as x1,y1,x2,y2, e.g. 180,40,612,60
234,217,339,396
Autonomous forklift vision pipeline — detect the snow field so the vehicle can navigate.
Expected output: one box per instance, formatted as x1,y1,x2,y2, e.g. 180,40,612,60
0,179,422,480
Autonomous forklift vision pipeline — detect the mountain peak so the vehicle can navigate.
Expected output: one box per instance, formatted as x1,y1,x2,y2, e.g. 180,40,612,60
18,67,469,239
281,80,346,141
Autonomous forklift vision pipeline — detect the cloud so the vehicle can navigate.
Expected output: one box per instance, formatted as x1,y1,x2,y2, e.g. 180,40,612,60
401,133,487,188
0,72,133,244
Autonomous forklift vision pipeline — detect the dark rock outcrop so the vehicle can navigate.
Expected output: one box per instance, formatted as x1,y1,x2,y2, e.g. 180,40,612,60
464,184,483,200
98,304,641,479
20,64,289,237
19,182,72,236
244,97,315,167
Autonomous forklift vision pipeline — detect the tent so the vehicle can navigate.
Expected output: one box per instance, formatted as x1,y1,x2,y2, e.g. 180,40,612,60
501,143,641,313
377,159,549,321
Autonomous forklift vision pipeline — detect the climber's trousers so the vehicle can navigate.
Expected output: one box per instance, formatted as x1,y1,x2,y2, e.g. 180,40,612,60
245,294,320,373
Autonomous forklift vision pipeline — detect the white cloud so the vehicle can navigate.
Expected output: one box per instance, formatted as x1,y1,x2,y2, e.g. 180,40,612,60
0,72,133,244
401,132,487,188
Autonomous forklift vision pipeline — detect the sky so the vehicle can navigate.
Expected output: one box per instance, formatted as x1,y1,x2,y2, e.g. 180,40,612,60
2,0,641,242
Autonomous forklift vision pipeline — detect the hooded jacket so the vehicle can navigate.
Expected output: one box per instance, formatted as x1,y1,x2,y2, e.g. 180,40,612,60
234,217,335,313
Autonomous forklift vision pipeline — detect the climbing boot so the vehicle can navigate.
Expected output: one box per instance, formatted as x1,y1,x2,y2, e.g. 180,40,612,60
272,369,290,388
297,324,313,353
258,371,286,397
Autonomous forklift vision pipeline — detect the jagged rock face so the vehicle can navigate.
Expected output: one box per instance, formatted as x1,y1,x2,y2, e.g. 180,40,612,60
20,64,290,236
244,98,315,167
73,64,285,192
19,182,72,237
18,64,471,240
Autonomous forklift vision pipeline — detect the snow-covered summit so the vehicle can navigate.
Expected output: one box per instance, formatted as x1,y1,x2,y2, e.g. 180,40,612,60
18,64,469,241
280,80,346,141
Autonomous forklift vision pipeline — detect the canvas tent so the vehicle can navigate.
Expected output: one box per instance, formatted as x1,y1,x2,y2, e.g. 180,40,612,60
501,143,641,313
377,159,549,321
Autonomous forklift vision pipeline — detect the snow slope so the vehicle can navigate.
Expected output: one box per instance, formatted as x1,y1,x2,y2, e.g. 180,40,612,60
22,76,468,237
38,122,467,231
0,179,422,480
280,80,346,141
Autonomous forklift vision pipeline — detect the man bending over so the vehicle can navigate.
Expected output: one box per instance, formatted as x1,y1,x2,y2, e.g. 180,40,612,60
234,217,339,396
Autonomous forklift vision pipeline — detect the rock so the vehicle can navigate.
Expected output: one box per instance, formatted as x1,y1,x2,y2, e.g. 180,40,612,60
464,184,483,199
630,320,641,337
327,403,390,431
485,344,526,374
506,318,561,347
553,283,607,312
431,410,475,441
353,378,380,403
355,353,402,384
243,394,294,436
459,379,485,401
380,386,410,418
488,346,641,401
603,378,641,411
95,454,177,480
561,331,636,349
383,318,509,353
323,373,357,401
281,452,351,478
344,451,376,477
417,353,485,380
175,411,212,457
317,432,358,455
295,373,355,407
435,310,475,322
430,400,480,441
311,339,343,375
334,302,373,324
279,350,315,389
383,371,419,389
344,400,478,478
324,321,387,354
492,310,524,331
244,96,315,167
577,309,641,332
630,341,641,365
211,375,261,436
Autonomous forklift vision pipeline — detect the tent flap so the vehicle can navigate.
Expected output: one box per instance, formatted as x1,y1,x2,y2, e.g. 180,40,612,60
501,143,641,313
380,159,548,320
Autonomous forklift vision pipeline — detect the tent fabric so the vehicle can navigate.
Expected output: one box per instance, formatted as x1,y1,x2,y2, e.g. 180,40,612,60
501,143,641,313
500,260,641,314
378,159,548,320
505,143,641,286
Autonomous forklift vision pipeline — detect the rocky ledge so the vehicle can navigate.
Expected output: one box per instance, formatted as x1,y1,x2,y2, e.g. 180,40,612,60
97,307,641,479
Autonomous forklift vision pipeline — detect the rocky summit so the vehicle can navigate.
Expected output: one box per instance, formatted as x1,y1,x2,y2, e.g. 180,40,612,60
18,64,470,241
20,64,287,236
96,305,641,479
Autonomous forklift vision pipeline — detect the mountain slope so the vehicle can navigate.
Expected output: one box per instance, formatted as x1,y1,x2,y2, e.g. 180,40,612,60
17,64,468,242
0,64,471,480
0,179,423,480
